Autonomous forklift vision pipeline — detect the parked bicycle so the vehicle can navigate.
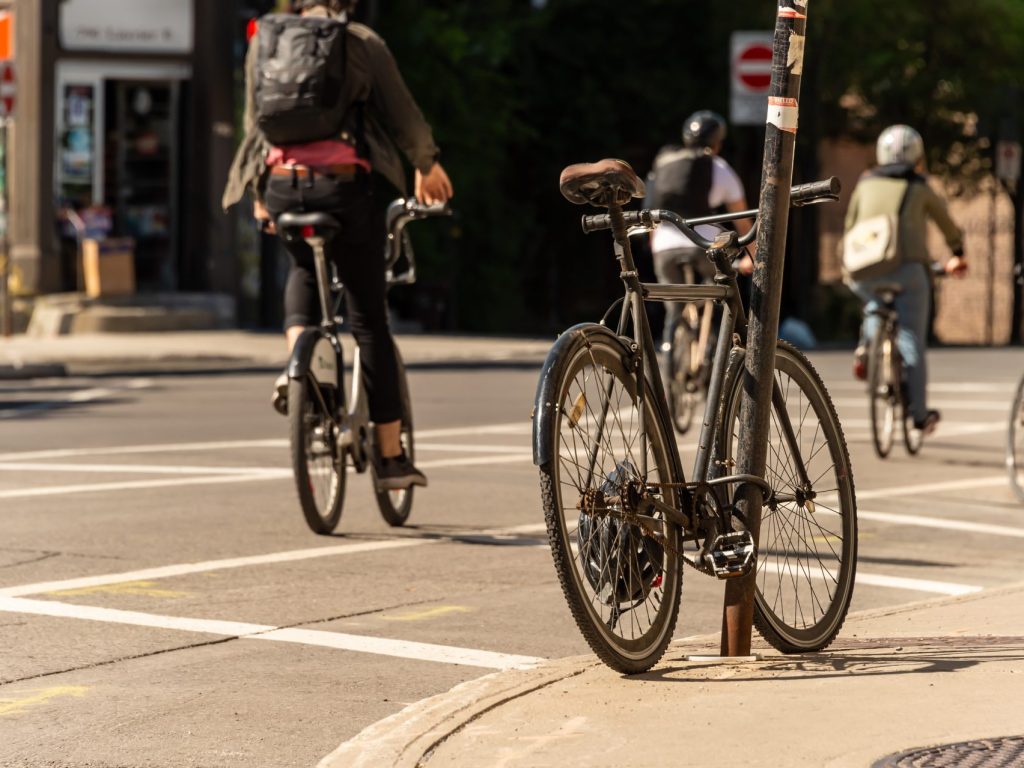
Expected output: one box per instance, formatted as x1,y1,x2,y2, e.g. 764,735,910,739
277,199,450,535
864,268,945,459
534,159,856,673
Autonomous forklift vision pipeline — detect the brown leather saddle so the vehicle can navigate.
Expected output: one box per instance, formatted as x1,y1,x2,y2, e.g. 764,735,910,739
559,158,646,207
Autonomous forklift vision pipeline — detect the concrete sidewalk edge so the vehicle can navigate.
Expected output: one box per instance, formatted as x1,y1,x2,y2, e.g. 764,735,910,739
319,582,1024,768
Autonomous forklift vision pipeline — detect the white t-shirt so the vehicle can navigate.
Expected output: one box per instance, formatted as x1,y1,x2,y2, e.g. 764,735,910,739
651,155,746,254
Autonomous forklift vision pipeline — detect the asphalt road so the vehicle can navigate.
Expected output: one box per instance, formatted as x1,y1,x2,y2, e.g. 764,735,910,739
1,348,1022,766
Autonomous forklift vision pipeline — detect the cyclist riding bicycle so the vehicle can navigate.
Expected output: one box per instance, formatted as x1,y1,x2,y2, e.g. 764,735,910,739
645,111,754,372
844,124,966,436
222,0,453,489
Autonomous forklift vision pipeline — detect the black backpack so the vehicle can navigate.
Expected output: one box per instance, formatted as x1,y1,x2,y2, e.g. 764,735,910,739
254,14,349,146
645,147,714,219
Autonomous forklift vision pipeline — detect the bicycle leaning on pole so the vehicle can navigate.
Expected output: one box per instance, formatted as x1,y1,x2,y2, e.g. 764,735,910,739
276,199,451,535
533,159,857,673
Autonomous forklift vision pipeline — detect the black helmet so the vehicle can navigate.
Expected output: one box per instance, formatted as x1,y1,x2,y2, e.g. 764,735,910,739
683,110,727,149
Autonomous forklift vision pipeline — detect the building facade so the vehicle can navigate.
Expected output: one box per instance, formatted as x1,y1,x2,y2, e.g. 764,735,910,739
6,0,245,303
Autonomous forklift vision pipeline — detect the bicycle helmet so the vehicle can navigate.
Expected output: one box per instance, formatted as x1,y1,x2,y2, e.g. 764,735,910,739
683,111,727,149
876,124,924,166
292,0,354,12
577,463,664,606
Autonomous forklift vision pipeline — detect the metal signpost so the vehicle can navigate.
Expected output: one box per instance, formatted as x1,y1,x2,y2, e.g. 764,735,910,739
722,0,809,656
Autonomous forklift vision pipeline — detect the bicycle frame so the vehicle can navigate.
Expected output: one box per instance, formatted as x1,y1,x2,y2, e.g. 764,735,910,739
587,204,814,541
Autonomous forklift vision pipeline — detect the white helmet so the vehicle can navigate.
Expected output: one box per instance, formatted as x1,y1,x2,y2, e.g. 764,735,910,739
876,125,924,166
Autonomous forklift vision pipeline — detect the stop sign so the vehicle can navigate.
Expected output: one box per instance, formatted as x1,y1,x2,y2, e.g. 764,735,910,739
735,42,773,93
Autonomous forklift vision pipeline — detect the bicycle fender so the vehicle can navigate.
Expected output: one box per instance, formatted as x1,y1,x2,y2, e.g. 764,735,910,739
288,328,343,388
532,323,634,467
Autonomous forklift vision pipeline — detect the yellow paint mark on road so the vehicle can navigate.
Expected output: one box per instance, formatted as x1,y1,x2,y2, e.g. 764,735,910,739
380,606,473,623
0,687,89,717
49,580,189,599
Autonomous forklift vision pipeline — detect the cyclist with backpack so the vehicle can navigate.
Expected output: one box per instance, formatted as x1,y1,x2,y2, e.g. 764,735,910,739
222,0,453,489
844,124,966,436
645,111,754,379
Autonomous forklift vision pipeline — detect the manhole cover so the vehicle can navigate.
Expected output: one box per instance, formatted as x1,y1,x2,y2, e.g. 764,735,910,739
875,736,1024,767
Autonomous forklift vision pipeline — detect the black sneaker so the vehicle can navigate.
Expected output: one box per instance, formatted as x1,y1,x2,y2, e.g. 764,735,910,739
272,372,288,416
913,410,940,435
376,452,428,490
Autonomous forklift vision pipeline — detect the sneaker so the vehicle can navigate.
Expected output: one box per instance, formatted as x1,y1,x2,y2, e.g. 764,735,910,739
852,346,867,381
272,372,289,416
913,410,941,436
376,451,428,490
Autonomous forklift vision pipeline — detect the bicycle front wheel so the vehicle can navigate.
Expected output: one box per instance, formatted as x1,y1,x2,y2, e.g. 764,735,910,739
289,375,346,534
372,349,415,526
537,327,682,674
1007,375,1024,501
718,341,857,653
869,324,897,459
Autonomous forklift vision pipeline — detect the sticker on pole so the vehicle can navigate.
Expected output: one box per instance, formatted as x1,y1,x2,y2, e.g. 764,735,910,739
0,63,14,119
767,97,799,134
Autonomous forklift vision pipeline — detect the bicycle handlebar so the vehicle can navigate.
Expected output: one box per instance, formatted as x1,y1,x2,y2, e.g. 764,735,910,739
582,176,841,250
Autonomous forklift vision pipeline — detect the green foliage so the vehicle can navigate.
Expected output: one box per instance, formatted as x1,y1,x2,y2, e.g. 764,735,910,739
374,0,1024,332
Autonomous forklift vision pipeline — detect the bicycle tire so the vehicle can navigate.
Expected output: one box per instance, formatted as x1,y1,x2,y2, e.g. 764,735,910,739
289,375,346,534
869,323,896,459
372,349,415,526
668,319,698,435
717,341,857,653
1007,375,1024,502
537,326,682,674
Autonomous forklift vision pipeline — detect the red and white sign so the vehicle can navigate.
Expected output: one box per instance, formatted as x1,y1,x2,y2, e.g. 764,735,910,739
0,62,14,118
996,141,1021,183
730,32,774,126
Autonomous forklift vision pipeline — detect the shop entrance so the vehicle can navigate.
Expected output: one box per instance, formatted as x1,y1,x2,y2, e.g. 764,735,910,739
55,62,190,293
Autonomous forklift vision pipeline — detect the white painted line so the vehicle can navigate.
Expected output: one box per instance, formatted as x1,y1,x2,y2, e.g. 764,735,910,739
834,398,1012,412
415,443,530,454
0,462,289,476
758,561,982,596
0,422,532,462
0,472,289,500
0,380,155,420
0,440,289,463
0,597,542,671
0,524,547,598
818,475,1007,507
0,597,273,636
416,454,533,470
827,382,1016,395
257,628,540,670
859,509,1024,538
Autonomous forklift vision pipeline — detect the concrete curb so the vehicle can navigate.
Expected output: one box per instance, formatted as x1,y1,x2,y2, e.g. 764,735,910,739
316,661,598,768
318,583,1024,767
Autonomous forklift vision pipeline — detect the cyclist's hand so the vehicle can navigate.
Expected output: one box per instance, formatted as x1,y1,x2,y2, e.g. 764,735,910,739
254,199,275,235
945,256,967,278
416,162,454,205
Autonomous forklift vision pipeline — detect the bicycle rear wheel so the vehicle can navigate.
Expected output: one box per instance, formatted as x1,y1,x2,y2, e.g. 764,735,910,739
869,324,897,459
372,349,415,526
537,326,682,674
289,375,346,534
668,320,698,435
717,341,857,653
1007,375,1024,502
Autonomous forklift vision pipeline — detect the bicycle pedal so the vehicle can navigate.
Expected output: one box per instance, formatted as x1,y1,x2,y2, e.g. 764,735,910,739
704,531,755,579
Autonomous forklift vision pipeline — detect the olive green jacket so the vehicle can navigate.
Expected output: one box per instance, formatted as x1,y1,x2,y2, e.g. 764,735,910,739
844,173,964,266
222,21,440,210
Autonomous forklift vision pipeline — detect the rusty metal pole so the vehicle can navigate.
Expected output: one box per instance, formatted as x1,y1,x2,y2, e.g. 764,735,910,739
721,0,809,656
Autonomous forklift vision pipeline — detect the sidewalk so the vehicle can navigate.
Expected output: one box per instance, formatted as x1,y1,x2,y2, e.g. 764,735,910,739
321,583,1024,768
0,331,554,378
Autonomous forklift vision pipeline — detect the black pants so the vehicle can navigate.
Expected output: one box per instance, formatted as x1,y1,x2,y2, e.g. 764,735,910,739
265,172,401,424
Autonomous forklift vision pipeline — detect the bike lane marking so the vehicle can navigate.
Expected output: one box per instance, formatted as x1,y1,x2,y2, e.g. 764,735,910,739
0,597,542,671
757,561,981,596
0,524,547,598
858,509,1024,538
